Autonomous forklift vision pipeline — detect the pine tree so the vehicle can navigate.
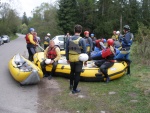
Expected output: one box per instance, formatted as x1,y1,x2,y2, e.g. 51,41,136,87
58,0,78,34
22,12,29,25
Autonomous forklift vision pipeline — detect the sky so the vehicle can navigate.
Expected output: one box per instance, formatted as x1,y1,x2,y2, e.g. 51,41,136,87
1,0,57,17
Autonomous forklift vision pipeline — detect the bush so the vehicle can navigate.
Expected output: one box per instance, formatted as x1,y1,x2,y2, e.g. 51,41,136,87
131,22,150,64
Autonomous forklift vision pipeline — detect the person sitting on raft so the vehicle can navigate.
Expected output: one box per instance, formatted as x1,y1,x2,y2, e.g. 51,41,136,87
40,40,61,79
94,38,106,51
95,39,116,83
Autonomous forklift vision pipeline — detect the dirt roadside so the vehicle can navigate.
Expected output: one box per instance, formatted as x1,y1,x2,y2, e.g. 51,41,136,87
37,78,69,113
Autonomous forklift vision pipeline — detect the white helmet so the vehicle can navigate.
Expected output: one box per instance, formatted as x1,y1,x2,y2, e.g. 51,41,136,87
45,59,51,64
47,33,51,36
116,31,120,34
78,53,89,62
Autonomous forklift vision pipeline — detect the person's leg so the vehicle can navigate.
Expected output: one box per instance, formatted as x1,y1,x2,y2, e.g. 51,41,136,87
70,62,75,89
72,61,83,93
29,47,36,61
72,72,81,93
27,47,33,61
115,52,126,60
124,52,131,75
94,59,106,67
100,62,114,83
40,60,48,77
48,61,58,80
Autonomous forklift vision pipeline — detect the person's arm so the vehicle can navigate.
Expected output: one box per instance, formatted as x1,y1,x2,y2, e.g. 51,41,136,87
54,47,61,62
65,38,69,60
89,38,93,52
44,47,48,59
80,38,87,53
123,33,131,44
28,34,36,45
110,46,115,55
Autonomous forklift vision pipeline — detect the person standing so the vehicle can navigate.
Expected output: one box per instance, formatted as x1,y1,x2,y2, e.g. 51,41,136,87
116,31,123,43
90,33,97,51
66,24,86,94
25,28,37,61
64,32,70,50
115,25,134,75
90,33,97,41
112,30,118,41
40,40,61,79
44,33,51,49
84,31,93,60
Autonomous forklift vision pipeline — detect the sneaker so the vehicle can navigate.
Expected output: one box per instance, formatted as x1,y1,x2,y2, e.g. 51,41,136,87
69,85,73,90
48,75,52,80
72,89,81,94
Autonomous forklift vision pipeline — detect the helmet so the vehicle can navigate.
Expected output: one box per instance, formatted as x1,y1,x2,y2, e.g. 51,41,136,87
123,25,130,30
45,59,51,64
84,31,89,35
29,28,35,32
107,39,114,46
116,31,120,34
91,33,94,37
78,53,89,62
47,33,51,36
103,39,107,43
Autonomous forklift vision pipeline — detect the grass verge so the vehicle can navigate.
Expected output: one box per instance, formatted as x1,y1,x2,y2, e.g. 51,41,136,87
39,58,150,113
10,34,18,41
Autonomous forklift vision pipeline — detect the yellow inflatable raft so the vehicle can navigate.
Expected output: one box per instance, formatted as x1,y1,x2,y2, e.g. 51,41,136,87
33,52,128,82
8,54,43,85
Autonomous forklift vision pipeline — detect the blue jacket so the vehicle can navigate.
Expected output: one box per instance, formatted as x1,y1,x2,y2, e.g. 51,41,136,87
122,32,133,49
65,35,86,60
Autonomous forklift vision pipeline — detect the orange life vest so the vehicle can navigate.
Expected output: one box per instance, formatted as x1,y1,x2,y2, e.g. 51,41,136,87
25,33,37,44
47,46,57,59
102,48,113,58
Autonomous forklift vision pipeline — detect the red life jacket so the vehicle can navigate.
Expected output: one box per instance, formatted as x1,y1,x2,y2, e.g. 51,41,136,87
25,33,37,44
25,34,30,43
47,46,57,59
95,39,103,48
102,48,113,58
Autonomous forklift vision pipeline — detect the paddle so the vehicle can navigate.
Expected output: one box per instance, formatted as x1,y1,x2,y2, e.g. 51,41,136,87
37,44,44,52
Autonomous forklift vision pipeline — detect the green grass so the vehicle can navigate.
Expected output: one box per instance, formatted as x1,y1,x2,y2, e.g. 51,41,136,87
10,34,18,41
40,57,150,113
37,42,150,112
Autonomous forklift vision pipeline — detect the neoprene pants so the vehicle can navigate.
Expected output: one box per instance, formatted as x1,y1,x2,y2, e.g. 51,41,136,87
70,61,83,90
27,47,36,61
100,61,114,78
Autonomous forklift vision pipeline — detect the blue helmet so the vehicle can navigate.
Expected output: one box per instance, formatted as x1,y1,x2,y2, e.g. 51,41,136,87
91,33,94,37
29,28,35,32
103,39,107,43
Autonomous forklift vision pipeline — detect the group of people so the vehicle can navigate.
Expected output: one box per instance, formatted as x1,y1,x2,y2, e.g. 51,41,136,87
25,28,60,80
25,24,133,94
65,24,133,94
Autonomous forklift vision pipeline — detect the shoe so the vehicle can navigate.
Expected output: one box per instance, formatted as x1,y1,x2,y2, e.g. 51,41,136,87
48,75,52,80
72,89,81,94
69,85,73,90
106,77,110,83
44,74,49,77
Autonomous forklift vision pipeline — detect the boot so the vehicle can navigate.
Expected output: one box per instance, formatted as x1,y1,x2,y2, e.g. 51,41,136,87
106,77,110,83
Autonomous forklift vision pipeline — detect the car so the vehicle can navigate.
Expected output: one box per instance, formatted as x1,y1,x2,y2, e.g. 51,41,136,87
0,36,4,45
52,35,65,50
1,35,10,43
